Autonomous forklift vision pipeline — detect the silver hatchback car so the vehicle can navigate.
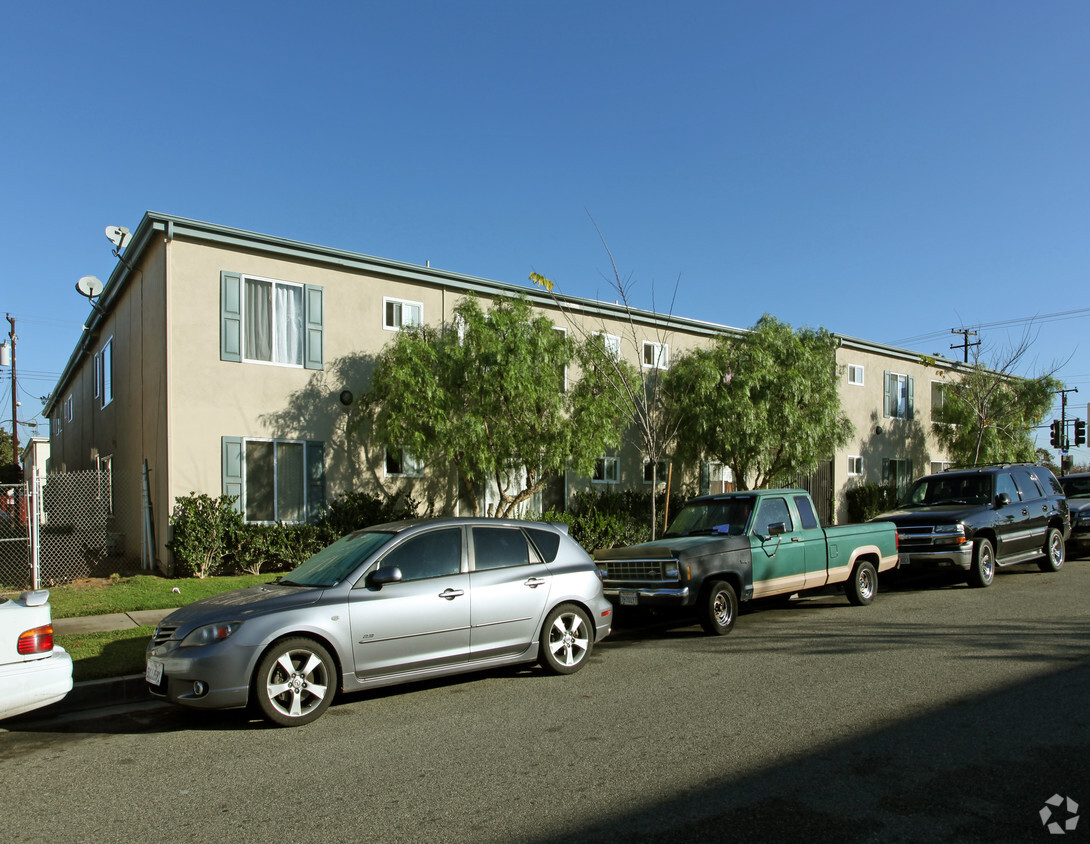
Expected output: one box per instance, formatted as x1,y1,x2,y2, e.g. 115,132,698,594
146,518,612,726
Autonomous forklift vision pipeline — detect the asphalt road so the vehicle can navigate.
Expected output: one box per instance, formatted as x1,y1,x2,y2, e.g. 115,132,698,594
4,557,1090,843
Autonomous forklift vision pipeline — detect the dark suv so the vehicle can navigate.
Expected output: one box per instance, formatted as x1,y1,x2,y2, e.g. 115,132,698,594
873,464,1070,587
1058,472,1090,557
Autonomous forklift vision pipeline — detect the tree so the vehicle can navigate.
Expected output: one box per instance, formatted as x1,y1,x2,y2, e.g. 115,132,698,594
369,294,624,518
932,333,1061,466
531,240,685,538
666,314,852,490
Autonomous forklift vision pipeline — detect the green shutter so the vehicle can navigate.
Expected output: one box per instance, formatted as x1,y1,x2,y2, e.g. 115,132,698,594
906,375,915,420
222,436,244,513
304,285,324,370
221,272,242,362
882,371,891,418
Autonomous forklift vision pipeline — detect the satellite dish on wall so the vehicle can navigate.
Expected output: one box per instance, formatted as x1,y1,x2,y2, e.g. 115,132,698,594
76,276,105,298
105,226,131,250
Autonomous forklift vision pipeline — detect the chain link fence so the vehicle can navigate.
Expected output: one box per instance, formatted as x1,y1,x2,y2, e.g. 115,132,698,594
0,470,147,591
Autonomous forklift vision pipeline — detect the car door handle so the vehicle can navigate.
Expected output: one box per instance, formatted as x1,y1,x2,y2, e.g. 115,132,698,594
438,588,465,600
524,577,547,588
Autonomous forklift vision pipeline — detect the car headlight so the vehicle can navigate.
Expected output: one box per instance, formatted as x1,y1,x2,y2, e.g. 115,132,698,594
180,621,243,647
663,562,680,579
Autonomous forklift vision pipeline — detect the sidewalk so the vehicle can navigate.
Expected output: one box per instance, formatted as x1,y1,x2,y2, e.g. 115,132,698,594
53,608,178,636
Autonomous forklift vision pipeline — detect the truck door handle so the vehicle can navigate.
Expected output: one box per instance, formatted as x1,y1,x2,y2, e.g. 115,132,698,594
790,537,802,542
439,588,464,600
524,577,547,588
1022,508,1028,515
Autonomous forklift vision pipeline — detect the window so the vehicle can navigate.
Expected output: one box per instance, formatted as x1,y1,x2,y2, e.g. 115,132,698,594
381,528,462,581
847,456,863,476
220,272,324,370
95,338,113,408
593,457,619,484
752,497,793,536
931,381,948,423
930,461,953,474
884,371,914,419
383,297,422,331
246,277,304,364
794,496,820,530
642,341,669,369
472,526,533,570
64,395,73,423
596,332,621,359
701,461,733,495
385,447,422,477
644,459,669,484
847,364,864,386
883,458,914,495
223,437,325,524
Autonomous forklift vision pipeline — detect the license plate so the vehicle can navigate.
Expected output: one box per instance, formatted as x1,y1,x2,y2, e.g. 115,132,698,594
145,659,164,685
619,590,638,606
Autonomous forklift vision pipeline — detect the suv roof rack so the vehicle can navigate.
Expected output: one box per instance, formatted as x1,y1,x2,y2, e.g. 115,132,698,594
942,462,1044,472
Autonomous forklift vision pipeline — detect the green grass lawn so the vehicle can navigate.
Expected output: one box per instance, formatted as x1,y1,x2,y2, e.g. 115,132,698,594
57,628,156,682
30,573,280,619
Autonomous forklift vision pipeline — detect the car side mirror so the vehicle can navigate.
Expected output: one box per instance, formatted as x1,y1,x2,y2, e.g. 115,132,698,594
768,522,787,537
369,566,403,587
995,493,1011,508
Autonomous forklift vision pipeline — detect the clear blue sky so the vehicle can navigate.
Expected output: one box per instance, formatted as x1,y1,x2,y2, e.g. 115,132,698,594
2,1,1088,460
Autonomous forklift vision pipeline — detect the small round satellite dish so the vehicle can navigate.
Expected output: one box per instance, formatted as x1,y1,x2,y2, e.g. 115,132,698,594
105,225,131,249
76,276,105,298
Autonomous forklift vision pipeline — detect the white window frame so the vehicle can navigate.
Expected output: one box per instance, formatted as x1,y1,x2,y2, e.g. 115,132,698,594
242,437,320,524
642,341,669,370
643,458,670,485
97,337,113,408
64,395,73,423
383,297,423,332
847,364,864,386
592,456,619,484
930,461,954,474
384,447,423,478
847,455,863,477
886,372,912,420
596,332,621,359
242,274,306,368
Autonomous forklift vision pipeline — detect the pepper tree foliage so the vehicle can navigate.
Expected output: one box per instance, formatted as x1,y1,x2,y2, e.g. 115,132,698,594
666,314,852,490
930,337,1061,466
369,294,624,518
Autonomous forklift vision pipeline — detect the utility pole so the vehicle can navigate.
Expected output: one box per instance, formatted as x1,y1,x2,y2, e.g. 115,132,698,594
950,328,980,363
5,314,16,475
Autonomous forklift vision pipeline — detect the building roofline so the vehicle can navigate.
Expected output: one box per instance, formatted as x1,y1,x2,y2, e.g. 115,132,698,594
44,211,964,413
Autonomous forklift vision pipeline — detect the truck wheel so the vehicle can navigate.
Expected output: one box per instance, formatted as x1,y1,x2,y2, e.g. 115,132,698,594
1038,527,1065,572
846,559,877,606
254,637,335,727
967,538,995,588
699,581,738,636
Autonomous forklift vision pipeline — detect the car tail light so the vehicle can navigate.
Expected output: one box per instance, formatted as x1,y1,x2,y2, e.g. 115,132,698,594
18,624,54,655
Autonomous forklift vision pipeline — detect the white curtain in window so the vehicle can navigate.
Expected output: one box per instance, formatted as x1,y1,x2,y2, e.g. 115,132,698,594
276,284,303,365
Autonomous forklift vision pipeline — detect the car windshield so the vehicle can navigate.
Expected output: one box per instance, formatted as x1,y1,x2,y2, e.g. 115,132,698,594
901,475,991,507
664,497,756,537
1061,476,1090,498
280,530,396,587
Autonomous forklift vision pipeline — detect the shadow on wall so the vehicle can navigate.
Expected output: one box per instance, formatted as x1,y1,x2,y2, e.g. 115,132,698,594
258,352,453,514
858,409,931,484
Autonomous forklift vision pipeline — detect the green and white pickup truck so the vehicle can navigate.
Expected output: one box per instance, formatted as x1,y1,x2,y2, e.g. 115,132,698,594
593,489,900,635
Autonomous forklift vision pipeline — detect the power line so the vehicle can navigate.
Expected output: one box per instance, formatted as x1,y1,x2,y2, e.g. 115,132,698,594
893,307,1090,345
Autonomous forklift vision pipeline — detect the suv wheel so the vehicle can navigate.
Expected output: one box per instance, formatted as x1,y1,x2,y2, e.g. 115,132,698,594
967,538,995,588
1038,527,1065,573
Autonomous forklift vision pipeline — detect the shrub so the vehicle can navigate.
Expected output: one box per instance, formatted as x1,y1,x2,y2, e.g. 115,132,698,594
168,494,244,578
844,483,901,523
316,492,419,545
538,488,688,552
229,523,325,575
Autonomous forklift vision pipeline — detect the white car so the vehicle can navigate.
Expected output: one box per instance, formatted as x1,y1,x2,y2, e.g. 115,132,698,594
0,589,73,720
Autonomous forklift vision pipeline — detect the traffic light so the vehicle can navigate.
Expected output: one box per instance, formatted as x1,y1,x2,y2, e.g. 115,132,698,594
1050,419,1063,448
1075,419,1086,447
